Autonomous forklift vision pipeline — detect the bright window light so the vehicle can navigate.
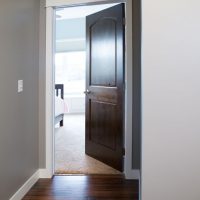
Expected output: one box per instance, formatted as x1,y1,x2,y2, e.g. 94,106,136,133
55,51,86,97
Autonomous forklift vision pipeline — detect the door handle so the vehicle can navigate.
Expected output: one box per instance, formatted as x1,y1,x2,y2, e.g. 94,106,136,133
84,89,91,95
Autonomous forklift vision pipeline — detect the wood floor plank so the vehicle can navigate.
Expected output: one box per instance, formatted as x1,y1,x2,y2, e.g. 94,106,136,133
23,175,139,200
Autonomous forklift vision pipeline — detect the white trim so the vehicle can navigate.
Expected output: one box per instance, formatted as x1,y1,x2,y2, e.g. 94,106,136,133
9,170,39,200
9,169,53,200
46,0,124,7
46,6,54,178
45,0,136,179
39,168,53,178
56,38,85,43
125,169,140,180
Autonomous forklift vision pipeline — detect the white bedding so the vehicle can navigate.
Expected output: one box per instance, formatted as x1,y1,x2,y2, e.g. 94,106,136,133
55,96,65,117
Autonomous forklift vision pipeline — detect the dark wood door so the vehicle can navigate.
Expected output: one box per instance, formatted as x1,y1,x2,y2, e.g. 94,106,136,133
85,4,125,171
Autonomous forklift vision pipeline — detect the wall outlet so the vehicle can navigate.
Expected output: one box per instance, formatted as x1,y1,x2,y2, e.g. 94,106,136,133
18,80,23,93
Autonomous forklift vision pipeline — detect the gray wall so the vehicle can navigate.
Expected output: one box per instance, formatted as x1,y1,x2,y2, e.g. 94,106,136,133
0,0,40,199
132,0,141,170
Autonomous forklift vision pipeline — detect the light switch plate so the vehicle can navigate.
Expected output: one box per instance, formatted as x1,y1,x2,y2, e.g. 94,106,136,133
18,80,23,93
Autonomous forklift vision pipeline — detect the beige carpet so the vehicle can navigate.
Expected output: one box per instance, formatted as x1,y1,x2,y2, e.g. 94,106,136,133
55,114,121,175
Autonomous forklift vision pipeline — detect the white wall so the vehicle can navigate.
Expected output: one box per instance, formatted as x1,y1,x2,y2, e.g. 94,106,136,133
65,96,85,113
142,0,200,200
56,18,86,52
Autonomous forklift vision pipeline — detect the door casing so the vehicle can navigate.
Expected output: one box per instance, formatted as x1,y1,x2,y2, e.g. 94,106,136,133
44,0,139,180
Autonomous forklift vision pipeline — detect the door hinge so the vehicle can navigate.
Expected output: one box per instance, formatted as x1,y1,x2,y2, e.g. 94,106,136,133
123,18,126,26
122,148,125,156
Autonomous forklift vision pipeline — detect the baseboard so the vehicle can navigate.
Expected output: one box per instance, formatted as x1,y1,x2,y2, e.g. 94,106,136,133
39,168,53,178
10,170,39,200
9,169,52,200
125,169,140,180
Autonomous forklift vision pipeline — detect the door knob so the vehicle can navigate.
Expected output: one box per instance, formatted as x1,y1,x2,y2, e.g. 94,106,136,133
84,89,91,95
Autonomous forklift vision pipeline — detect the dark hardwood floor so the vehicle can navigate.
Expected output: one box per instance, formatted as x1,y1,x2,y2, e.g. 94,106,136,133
23,175,139,200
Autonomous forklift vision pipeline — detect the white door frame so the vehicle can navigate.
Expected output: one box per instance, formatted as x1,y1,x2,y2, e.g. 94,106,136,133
45,0,139,179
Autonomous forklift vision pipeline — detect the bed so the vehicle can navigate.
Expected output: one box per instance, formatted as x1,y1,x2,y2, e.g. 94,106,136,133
55,84,65,127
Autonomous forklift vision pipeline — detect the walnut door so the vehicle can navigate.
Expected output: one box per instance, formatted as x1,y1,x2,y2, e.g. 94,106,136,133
85,4,125,171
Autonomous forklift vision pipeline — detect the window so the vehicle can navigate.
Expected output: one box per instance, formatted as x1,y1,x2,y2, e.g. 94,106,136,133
55,51,86,97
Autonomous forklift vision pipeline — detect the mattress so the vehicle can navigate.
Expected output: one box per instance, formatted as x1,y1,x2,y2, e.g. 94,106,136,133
55,96,65,117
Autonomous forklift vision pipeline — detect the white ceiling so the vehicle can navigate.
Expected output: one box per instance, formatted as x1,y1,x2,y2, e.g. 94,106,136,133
56,3,119,20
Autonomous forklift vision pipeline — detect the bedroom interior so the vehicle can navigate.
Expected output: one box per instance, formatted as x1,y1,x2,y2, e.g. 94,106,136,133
54,4,122,175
